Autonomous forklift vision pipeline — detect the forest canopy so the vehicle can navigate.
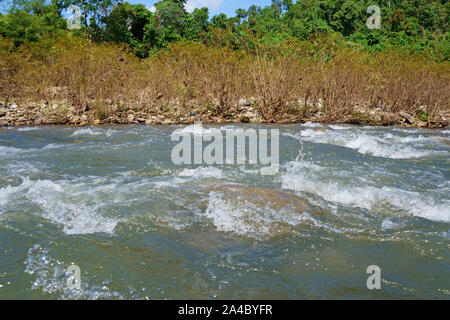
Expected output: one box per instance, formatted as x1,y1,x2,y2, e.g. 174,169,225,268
0,0,448,60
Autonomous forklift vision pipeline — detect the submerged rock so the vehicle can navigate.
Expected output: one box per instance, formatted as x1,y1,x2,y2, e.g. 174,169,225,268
200,185,323,239
210,185,314,213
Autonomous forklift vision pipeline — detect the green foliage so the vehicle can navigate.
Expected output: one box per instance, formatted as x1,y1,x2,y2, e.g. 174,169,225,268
103,3,151,56
210,13,228,29
0,0,448,60
284,3,331,40
0,1,65,47
183,7,208,41
420,111,430,122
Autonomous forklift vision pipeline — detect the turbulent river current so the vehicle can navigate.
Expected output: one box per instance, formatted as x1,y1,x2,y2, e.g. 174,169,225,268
0,123,449,299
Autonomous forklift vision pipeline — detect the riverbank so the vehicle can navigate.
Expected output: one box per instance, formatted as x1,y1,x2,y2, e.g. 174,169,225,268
2,39,449,129
0,100,448,128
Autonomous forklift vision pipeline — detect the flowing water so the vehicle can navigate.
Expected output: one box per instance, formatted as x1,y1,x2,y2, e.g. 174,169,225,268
0,123,449,299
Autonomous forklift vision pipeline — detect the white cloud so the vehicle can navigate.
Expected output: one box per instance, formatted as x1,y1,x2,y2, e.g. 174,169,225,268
185,0,224,13
147,5,156,13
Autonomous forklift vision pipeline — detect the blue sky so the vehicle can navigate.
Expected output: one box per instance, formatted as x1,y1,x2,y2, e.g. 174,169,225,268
131,0,272,16
0,0,273,16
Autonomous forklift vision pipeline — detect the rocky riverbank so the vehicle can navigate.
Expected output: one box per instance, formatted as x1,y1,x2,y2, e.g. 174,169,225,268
0,99,448,128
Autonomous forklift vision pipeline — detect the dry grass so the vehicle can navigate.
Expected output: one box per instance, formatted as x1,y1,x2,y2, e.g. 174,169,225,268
0,37,22,107
1,36,449,124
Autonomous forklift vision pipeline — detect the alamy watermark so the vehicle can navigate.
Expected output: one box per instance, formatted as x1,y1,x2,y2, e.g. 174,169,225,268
367,5,382,30
66,264,81,290
366,265,381,290
171,122,279,175
66,5,381,32
67,5,81,30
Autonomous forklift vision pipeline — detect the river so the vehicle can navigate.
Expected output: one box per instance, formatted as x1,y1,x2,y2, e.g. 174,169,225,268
0,123,449,299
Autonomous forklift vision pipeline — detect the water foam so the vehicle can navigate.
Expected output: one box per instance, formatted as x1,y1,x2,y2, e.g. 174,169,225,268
178,167,223,178
25,244,122,299
71,128,116,137
0,145,21,157
17,127,41,132
176,123,213,136
301,122,324,128
176,124,238,136
281,159,450,223
0,177,33,205
202,191,306,239
284,128,446,159
0,177,121,234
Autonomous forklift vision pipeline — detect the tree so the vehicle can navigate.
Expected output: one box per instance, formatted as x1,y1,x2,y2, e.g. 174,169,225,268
183,7,209,41
0,0,65,46
235,8,247,21
142,0,186,50
210,13,228,29
331,0,366,36
153,0,185,32
284,2,331,40
104,3,151,44
167,0,186,11
56,0,119,37
271,0,292,17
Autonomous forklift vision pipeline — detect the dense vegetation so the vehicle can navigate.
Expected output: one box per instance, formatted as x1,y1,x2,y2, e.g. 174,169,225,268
0,0,449,126
1,0,449,59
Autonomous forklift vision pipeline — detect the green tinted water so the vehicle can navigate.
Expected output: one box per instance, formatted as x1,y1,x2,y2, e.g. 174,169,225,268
0,124,449,299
